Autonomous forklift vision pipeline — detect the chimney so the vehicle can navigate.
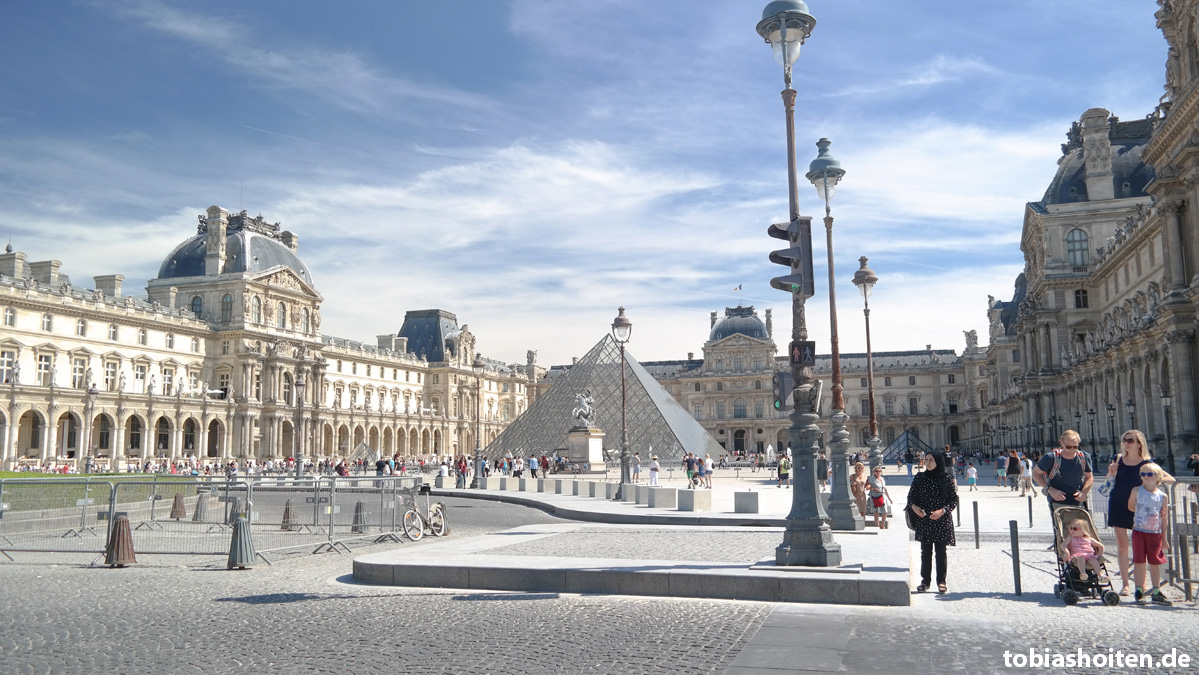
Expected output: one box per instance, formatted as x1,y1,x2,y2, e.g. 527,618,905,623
710,311,718,328
28,260,61,287
204,206,229,275
280,230,299,252
1080,108,1114,201
926,344,932,351
94,274,124,298
0,250,25,279
377,334,399,351
688,352,695,360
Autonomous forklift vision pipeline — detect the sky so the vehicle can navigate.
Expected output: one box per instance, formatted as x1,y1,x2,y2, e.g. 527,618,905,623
0,0,1170,368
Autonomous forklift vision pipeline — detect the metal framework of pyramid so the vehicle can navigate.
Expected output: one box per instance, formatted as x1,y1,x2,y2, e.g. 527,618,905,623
485,335,722,462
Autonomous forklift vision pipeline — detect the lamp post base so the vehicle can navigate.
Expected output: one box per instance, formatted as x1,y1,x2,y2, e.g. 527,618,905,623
828,410,864,531
776,526,842,566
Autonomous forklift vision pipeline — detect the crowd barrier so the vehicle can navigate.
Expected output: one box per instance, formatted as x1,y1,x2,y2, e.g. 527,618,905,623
0,475,423,562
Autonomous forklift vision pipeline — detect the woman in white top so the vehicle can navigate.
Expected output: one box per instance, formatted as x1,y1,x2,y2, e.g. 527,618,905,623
1019,454,1034,497
648,455,661,486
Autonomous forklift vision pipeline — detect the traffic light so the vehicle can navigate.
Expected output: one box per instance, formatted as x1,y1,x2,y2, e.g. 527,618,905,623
767,217,815,299
771,371,794,411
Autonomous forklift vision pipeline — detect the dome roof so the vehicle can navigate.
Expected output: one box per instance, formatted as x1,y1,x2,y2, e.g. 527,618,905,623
710,306,768,342
1042,116,1154,206
156,212,314,284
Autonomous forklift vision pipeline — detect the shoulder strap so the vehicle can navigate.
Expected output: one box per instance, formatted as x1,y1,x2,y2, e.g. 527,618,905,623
1049,450,1063,482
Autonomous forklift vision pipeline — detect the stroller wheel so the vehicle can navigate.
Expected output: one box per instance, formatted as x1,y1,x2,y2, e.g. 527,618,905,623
1053,583,1061,597
1062,589,1081,605
1102,590,1121,606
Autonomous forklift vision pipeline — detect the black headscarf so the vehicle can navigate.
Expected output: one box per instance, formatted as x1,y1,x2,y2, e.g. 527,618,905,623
924,449,950,502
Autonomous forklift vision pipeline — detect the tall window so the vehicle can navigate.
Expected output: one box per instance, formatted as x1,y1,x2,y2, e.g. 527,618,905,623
1075,289,1089,309
884,376,891,387
134,364,147,393
166,333,174,349
908,376,916,386
277,302,287,329
3,307,13,326
716,402,726,419
220,294,233,323
734,355,744,372
157,419,170,451
302,308,310,334
884,399,894,415
42,313,53,331
191,337,200,352
163,368,174,393
947,374,956,384
129,418,142,450
76,319,87,337
190,296,203,316
1,350,18,383
98,417,111,450
109,324,118,340
733,398,747,418
105,362,117,391
37,354,52,386
138,328,147,345
1066,228,1089,267
754,401,764,418
948,395,959,414
252,296,262,324
72,358,86,388
283,373,293,406
908,396,918,415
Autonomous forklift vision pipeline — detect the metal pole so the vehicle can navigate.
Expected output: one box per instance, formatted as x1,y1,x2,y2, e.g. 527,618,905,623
864,298,880,469
973,501,980,550
619,341,630,493
824,204,860,530
472,369,482,489
1010,520,1022,595
1164,402,1175,474
1028,496,1033,528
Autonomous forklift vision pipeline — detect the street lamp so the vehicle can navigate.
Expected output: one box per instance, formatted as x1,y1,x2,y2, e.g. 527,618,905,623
1125,397,1136,430
757,0,840,567
294,372,306,479
1161,388,1175,473
807,138,859,531
1073,410,1082,439
852,257,880,473
611,307,632,500
1087,408,1098,459
470,353,484,488
1106,403,1117,461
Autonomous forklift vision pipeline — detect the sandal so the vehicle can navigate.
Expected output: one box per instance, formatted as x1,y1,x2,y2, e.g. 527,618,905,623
937,583,947,594
916,583,929,593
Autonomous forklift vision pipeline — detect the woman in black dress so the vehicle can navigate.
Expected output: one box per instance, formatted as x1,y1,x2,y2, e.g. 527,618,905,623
908,449,959,594
1105,429,1174,596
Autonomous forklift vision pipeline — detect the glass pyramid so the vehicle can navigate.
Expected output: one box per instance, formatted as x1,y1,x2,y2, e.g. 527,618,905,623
485,335,723,462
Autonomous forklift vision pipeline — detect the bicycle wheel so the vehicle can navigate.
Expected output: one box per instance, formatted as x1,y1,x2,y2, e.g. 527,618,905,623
402,509,424,541
429,502,448,536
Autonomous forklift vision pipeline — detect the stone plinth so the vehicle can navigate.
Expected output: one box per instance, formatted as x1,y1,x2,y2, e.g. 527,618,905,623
647,487,677,509
435,476,447,489
566,426,606,465
678,489,711,511
518,478,530,491
621,483,636,503
535,479,548,493
735,491,759,513
635,484,650,505
605,483,621,499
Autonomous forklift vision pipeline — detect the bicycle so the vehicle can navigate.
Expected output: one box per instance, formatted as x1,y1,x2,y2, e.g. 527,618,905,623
401,484,448,541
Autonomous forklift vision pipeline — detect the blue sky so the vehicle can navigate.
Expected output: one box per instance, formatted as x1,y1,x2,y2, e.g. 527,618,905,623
0,0,1168,367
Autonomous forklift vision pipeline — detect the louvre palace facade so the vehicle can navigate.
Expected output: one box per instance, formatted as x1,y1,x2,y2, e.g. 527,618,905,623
0,206,535,470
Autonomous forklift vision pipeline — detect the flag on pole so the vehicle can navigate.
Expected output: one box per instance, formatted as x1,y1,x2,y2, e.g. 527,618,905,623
734,284,741,291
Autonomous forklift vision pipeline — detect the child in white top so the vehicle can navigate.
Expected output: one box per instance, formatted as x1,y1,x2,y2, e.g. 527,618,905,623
1128,462,1171,605
966,464,978,491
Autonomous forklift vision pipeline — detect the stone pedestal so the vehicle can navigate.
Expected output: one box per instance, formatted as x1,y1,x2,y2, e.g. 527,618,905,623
735,491,759,513
648,487,677,509
567,426,606,466
679,489,710,511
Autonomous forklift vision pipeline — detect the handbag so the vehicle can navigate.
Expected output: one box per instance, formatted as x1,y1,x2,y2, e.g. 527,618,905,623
1095,478,1113,499
904,505,918,531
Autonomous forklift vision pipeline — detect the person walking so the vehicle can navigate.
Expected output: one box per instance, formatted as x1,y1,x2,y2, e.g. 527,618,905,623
866,465,892,529
1105,429,1175,596
908,449,959,594
777,454,790,488
1007,450,1022,492
904,450,915,477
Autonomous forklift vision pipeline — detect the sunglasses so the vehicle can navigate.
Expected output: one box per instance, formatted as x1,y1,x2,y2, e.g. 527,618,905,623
1069,525,1083,531
1063,444,1079,449
1122,438,1139,444
1140,472,1157,478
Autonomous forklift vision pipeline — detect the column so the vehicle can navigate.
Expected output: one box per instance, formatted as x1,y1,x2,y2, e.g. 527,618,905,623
1163,201,1186,291
1167,331,1198,458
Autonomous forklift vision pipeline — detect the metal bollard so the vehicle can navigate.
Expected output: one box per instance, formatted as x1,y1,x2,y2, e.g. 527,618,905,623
1010,520,1022,595
973,501,980,550
956,502,961,527
1028,496,1034,528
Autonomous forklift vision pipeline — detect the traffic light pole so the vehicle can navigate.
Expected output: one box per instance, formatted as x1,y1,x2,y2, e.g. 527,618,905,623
770,86,840,567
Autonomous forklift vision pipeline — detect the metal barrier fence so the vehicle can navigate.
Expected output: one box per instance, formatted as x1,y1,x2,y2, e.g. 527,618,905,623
1169,477,1198,600
0,475,423,561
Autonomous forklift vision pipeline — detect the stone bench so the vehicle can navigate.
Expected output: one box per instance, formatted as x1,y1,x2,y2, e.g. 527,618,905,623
635,484,651,505
734,491,759,514
518,478,530,491
621,483,636,503
605,482,621,500
434,476,447,489
535,479,548,493
647,487,677,509
678,489,711,512
586,481,600,498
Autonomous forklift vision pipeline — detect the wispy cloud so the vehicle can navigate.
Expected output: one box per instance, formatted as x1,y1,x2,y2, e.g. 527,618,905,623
823,55,1002,98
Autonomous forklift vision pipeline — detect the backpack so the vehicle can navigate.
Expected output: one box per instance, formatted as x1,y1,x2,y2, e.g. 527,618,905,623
779,458,790,473
1047,449,1085,483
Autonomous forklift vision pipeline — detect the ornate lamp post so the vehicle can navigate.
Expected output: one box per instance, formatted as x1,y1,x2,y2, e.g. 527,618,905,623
1073,410,1082,440
1160,388,1175,473
806,138,858,530
1087,408,1098,459
611,308,632,499
1106,403,1118,461
1125,397,1136,430
852,257,880,470
757,0,839,566
471,353,484,488
294,372,306,479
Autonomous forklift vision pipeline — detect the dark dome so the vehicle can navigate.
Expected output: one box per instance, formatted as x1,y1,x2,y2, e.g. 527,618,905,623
1042,116,1154,206
157,227,313,284
710,306,768,341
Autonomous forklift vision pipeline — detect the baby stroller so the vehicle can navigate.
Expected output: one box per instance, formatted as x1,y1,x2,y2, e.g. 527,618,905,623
1051,505,1120,606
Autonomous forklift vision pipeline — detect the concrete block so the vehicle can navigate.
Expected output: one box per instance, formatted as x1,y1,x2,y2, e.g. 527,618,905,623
572,480,583,496
635,484,650,505
605,482,621,499
504,477,518,491
621,483,636,503
478,477,491,490
735,491,759,513
648,487,677,509
554,479,568,494
535,479,548,493
678,489,711,511
518,478,530,491
498,477,508,491
586,481,600,498
434,476,446,489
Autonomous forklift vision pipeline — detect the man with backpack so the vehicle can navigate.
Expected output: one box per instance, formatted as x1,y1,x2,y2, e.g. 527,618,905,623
1032,429,1093,508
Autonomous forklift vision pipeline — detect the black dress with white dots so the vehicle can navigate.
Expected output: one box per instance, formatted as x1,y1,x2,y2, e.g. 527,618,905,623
907,471,958,547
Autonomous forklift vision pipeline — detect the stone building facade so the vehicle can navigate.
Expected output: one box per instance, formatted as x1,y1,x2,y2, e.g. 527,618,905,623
0,206,532,470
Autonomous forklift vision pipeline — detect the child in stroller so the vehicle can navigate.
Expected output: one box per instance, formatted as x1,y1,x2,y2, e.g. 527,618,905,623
1052,505,1121,606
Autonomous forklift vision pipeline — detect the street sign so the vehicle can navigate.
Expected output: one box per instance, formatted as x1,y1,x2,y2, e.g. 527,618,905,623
790,340,816,367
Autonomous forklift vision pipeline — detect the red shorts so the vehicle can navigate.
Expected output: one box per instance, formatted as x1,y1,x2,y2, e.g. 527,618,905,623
1131,530,1166,565
872,495,885,508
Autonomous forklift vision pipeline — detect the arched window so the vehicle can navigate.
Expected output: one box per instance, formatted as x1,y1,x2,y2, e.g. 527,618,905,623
277,302,287,329
252,296,262,324
302,308,310,334
220,294,233,323
1066,228,1089,267
733,355,744,372
190,296,203,316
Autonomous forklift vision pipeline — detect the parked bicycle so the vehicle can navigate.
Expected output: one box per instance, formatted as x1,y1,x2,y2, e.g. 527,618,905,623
401,484,448,540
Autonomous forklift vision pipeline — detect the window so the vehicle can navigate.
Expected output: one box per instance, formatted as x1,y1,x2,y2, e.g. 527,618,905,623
337,360,343,373
104,362,117,391
716,381,724,391
76,319,87,337
220,294,233,323
138,328,147,345
252,296,262,324
885,428,896,445
752,355,763,371
367,365,372,377
734,355,744,372
283,374,293,406
254,373,261,401
98,417,111,450
694,383,701,392
188,371,199,392
277,302,287,329
157,419,170,451
908,376,916,386
716,402,726,419
861,378,867,387
884,399,894,415
217,372,230,397
37,354,52,386
109,324,118,341
162,368,174,394
1,351,17,384
190,296,203,316
166,333,174,349
220,340,229,355
908,397,918,415
3,308,13,326
183,420,195,451
1066,228,1089,267
754,401,764,418
948,395,959,414
191,337,200,352
134,364,146,393
1075,289,1089,309
302,308,310,334
947,374,955,384
1012,350,1021,363
734,398,747,418
884,376,891,386
129,418,142,450
72,358,86,388
754,380,762,390
430,373,436,383
42,313,53,331
715,357,724,372
860,397,870,416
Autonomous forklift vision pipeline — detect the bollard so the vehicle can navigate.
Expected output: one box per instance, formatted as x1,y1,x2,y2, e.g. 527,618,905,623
281,499,298,531
973,501,980,550
1028,496,1034,528
170,493,186,520
351,500,368,534
192,493,210,522
104,513,136,568
227,515,256,570
227,497,244,525
956,502,961,527
1010,520,1022,595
